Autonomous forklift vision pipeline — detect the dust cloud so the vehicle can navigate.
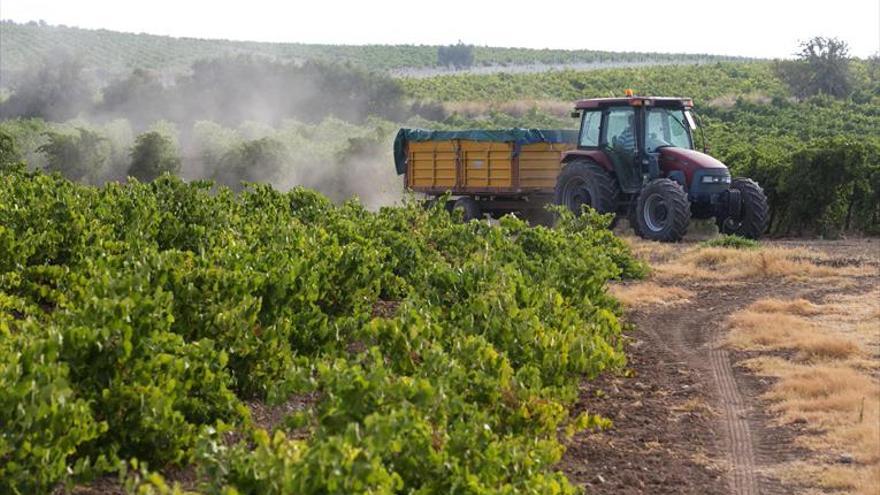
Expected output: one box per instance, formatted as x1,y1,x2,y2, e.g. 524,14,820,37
0,51,407,207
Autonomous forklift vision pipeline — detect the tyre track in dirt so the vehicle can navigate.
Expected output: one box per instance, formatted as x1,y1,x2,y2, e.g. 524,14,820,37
710,343,757,495
562,277,801,494
644,279,831,495
562,238,880,494
642,282,769,495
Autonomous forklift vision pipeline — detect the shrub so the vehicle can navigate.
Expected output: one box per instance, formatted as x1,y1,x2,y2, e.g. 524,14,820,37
212,138,287,190
37,127,109,183
128,131,181,181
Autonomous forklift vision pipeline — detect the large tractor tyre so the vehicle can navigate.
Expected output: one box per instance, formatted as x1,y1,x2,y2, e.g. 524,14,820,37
452,197,482,222
635,178,691,242
716,178,769,239
554,160,619,217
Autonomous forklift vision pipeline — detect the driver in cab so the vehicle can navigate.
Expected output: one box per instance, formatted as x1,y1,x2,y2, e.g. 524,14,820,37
614,114,637,153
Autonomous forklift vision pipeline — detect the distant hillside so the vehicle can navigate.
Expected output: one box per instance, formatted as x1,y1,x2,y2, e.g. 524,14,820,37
0,20,750,80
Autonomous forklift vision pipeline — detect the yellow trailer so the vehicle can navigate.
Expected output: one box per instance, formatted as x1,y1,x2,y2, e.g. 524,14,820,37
393,129,578,221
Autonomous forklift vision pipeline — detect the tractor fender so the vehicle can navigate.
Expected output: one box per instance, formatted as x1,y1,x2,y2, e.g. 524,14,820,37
561,150,614,172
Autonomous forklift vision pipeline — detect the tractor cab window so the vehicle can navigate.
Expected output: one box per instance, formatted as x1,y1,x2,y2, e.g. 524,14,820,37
605,107,637,153
646,107,693,152
579,110,601,147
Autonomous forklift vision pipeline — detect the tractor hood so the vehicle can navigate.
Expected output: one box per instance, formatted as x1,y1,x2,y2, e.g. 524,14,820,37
659,147,728,171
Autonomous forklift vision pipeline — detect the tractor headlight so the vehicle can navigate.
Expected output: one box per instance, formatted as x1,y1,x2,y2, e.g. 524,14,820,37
701,175,731,184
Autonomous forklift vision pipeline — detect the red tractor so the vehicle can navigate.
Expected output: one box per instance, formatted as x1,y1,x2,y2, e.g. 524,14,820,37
395,93,769,242
559,93,768,241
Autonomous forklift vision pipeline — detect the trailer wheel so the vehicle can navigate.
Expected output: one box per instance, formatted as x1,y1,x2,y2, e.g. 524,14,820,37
635,179,691,242
452,197,481,222
716,178,769,239
554,160,619,216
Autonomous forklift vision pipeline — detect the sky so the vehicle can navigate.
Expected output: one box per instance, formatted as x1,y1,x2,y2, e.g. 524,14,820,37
1,0,878,58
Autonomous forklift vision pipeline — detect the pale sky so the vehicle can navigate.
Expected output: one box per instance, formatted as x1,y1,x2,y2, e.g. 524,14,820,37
1,0,878,58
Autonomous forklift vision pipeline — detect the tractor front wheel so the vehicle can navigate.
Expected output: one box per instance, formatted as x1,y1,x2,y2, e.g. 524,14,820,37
635,179,691,242
716,178,769,239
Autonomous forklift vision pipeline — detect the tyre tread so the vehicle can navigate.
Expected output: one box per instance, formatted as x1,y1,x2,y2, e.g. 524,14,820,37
636,178,691,242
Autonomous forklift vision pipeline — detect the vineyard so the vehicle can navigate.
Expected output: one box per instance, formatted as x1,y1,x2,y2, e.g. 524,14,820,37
0,20,742,78
0,165,645,493
1,19,879,494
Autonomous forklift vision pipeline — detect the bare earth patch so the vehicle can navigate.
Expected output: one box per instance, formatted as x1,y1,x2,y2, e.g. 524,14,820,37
561,236,879,495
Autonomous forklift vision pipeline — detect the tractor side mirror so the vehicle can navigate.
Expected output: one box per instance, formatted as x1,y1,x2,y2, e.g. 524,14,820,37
570,111,580,119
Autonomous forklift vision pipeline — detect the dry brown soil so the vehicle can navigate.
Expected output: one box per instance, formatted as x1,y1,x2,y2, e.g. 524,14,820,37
559,237,880,494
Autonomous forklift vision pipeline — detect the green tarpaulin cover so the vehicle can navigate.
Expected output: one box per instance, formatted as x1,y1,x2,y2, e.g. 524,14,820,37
393,128,578,175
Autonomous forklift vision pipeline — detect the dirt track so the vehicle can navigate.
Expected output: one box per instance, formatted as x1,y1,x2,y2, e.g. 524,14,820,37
560,238,880,494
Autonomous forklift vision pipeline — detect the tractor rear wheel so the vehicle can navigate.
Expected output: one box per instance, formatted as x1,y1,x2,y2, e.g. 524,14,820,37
554,160,619,216
716,178,769,239
635,178,691,242
452,197,481,222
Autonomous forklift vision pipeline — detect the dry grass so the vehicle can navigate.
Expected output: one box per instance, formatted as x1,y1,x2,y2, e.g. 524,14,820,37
620,235,679,264
749,298,823,316
609,282,693,308
625,237,816,280
777,461,880,495
727,310,860,362
649,244,861,282
624,236,873,285
729,289,880,493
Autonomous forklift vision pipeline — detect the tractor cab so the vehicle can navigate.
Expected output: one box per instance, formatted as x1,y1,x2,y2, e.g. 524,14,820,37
570,92,701,194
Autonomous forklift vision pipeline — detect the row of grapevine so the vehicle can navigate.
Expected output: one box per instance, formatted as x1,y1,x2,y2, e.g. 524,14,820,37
703,102,880,236
400,62,788,103
0,20,746,78
0,163,644,493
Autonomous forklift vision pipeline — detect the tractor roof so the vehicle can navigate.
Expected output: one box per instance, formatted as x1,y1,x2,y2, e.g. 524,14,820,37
575,96,694,109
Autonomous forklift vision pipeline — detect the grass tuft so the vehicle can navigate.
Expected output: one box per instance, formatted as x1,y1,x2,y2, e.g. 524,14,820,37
700,235,759,250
